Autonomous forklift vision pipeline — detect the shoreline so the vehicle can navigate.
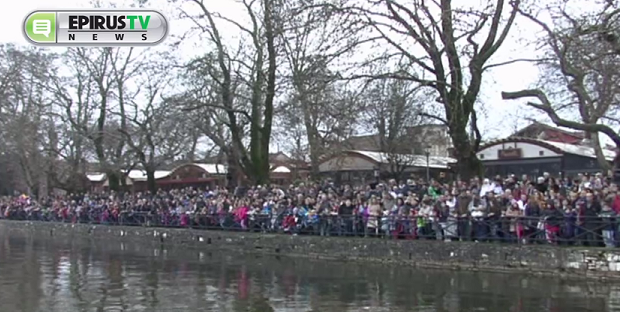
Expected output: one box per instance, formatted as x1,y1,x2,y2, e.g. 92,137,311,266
3,220,620,281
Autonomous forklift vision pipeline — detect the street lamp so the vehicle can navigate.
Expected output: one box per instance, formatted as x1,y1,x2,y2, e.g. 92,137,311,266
424,145,431,182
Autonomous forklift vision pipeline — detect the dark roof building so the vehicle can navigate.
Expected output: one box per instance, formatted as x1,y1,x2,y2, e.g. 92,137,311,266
509,122,585,145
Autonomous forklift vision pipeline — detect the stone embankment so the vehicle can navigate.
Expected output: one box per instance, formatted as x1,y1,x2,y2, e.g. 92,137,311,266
4,220,620,280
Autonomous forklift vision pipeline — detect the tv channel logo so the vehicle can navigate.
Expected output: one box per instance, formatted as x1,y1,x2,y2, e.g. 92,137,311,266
23,9,168,46
24,12,56,43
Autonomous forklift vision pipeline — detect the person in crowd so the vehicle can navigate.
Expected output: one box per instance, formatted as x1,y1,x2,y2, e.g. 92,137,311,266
470,193,487,242
560,199,578,245
456,190,472,241
435,196,450,241
417,195,434,239
600,197,617,248
486,191,503,241
579,192,601,246
367,196,382,237
542,200,563,244
523,194,541,244
317,193,332,236
338,199,355,236
504,200,522,243
479,179,494,197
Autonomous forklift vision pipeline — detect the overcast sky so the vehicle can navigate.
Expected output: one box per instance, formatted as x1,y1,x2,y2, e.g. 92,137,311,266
3,0,546,142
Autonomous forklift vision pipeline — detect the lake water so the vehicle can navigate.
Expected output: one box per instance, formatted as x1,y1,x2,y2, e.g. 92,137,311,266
1,229,619,312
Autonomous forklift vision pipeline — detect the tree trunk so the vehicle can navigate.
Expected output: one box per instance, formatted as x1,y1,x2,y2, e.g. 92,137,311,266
308,150,320,181
451,129,483,180
249,142,270,185
146,168,156,194
69,172,88,194
107,171,121,191
591,132,611,173
120,172,128,189
226,156,239,191
302,101,321,181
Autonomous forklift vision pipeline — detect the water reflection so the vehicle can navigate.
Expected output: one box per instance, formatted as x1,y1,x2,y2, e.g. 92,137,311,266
0,231,618,312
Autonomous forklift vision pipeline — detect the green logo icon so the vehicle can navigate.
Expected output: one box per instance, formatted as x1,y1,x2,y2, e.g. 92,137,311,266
24,12,56,43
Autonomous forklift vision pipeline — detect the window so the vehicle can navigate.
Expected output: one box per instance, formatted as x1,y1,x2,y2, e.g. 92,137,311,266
479,154,485,159
539,150,544,156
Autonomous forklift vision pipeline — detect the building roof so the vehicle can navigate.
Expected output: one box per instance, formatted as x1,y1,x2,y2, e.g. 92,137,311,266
479,137,615,161
86,170,173,183
510,122,585,144
194,163,227,174
127,170,172,181
272,166,291,173
86,173,106,182
170,163,227,175
543,140,615,161
351,150,456,169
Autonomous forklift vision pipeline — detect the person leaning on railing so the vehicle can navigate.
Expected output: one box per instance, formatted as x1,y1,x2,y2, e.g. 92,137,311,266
542,200,563,244
522,195,541,244
599,197,617,248
338,199,355,236
504,200,522,243
434,197,450,241
366,196,381,237
456,190,472,241
486,192,502,241
560,199,578,244
579,193,602,246
417,196,434,238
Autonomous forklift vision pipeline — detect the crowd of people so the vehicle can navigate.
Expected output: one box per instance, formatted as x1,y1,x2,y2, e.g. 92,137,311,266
1,172,619,247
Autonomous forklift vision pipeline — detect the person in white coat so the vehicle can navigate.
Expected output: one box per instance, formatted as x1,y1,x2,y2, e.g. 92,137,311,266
479,179,494,197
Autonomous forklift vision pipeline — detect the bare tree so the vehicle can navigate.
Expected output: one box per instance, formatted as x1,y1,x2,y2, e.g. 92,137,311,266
581,0,620,54
362,77,427,180
56,47,144,190
279,78,362,178
179,0,279,185
118,62,193,193
502,1,620,171
173,53,246,188
354,0,520,179
47,50,100,192
0,44,55,196
184,128,203,162
280,0,368,179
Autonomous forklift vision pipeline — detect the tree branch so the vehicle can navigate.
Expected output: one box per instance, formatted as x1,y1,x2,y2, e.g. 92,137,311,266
501,89,620,147
418,112,447,125
482,58,546,70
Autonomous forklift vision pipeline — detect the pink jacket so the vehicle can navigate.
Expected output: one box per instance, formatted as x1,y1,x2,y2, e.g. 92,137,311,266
235,206,249,222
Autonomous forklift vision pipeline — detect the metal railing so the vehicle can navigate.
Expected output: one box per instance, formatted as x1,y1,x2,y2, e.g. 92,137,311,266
1,208,618,247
